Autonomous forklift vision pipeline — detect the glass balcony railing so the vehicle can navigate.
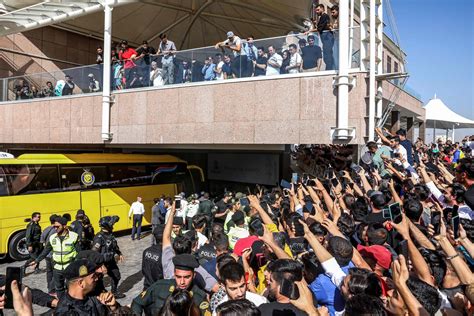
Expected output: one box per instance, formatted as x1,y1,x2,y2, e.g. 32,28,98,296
0,28,360,102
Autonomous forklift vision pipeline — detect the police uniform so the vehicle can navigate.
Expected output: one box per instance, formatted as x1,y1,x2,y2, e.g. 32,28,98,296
35,218,79,297
70,212,94,251
54,259,115,316
131,254,211,316
24,220,42,268
142,225,164,290
92,216,122,295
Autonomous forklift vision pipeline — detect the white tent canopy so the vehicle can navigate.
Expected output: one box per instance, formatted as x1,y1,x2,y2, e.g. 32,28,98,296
424,95,474,129
423,95,474,142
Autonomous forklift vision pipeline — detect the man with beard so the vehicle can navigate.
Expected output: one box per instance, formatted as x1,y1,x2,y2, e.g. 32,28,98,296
131,254,210,315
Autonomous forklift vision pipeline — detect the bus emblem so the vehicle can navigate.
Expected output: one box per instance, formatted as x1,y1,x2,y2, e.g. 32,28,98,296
81,171,95,186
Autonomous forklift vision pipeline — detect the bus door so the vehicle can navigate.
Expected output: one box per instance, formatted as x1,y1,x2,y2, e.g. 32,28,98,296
80,190,101,233
187,165,205,193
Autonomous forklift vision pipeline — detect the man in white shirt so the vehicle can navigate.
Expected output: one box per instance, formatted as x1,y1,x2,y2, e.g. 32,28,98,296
266,45,283,76
129,196,145,240
215,31,247,78
286,44,302,74
214,53,225,81
212,261,267,315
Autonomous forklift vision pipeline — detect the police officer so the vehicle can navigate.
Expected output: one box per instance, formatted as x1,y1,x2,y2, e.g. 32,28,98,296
141,225,164,290
54,258,121,315
23,212,42,273
131,254,211,315
33,215,79,298
76,250,109,296
92,216,125,298
70,209,94,251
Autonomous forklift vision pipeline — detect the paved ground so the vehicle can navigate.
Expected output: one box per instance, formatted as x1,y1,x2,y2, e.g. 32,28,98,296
0,231,152,315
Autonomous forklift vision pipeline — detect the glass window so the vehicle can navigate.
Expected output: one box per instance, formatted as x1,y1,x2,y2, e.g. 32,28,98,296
386,55,392,73
0,165,60,196
60,165,108,190
108,164,148,187
147,163,188,185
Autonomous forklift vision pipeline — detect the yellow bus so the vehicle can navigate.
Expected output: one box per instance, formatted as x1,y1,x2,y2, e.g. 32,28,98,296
0,153,204,260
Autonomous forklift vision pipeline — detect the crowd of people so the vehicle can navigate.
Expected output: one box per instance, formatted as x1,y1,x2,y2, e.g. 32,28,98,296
10,4,340,101
0,133,473,315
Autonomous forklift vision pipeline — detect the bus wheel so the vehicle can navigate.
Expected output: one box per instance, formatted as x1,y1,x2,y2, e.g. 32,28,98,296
9,231,29,261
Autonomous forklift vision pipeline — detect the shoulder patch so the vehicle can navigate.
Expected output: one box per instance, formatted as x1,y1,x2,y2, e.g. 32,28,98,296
169,285,175,292
199,301,209,310
204,311,211,316
140,290,147,298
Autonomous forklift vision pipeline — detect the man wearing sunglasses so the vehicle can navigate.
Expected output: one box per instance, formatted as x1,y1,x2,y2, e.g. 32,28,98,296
32,215,80,298
54,258,120,315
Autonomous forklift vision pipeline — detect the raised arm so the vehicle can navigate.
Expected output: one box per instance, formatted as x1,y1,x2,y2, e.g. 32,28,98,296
248,195,273,226
162,202,176,249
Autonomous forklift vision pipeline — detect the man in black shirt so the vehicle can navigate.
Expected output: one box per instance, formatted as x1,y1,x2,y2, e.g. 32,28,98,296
301,35,322,72
215,193,232,225
456,158,474,211
258,259,306,316
315,4,334,70
253,47,268,76
24,212,42,273
136,40,157,85
141,225,164,290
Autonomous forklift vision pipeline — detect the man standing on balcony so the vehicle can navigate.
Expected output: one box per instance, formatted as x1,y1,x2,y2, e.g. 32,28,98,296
286,44,303,74
215,31,247,78
266,45,283,76
118,40,138,89
301,35,322,72
314,4,334,70
158,34,177,85
331,5,340,70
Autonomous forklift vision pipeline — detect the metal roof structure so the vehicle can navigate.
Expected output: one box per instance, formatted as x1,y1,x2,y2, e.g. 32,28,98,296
1,0,313,49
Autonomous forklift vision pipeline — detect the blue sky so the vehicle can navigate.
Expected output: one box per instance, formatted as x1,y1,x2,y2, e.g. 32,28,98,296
388,0,474,119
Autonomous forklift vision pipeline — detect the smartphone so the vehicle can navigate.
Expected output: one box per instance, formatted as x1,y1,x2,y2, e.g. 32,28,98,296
350,163,362,174
240,198,250,206
389,202,402,224
331,177,339,187
430,211,441,235
174,197,181,209
280,179,292,190
292,173,299,184
5,267,22,309
280,278,300,300
304,200,314,215
443,207,453,222
398,240,409,260
250,218,264,237
292,217,305,237
452,214,460,239
306,179,316,186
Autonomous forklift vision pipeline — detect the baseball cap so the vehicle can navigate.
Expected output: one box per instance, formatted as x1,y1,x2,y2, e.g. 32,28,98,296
227,31,234,38
233,235,259,257
76,250,105,268
64,259,96,281
357,244,392,270
88,73,94,78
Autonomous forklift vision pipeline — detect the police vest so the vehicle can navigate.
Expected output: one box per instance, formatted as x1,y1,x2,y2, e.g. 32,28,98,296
49,231,79,270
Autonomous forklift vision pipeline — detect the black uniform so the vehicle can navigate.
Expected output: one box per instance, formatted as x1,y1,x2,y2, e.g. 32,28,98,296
25,221,42,267
54,292,109,316
70,217,94,251
141,244,163,290
92,231,122,294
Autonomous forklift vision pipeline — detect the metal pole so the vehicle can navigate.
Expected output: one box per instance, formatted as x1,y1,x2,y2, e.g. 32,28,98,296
101,0,112,141
433,120,436,143
335,0,350,140
348,0,354,65
368,0,376,141
452,124,455,141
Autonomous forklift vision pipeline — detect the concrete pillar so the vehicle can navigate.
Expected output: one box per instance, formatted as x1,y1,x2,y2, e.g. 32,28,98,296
390,111,400,134
419,121,426,143
406,117,415,142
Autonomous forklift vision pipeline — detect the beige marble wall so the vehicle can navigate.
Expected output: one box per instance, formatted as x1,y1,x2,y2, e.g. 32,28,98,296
0,73,421,145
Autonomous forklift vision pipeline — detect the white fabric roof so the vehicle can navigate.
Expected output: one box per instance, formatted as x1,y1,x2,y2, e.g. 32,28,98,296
423,96,474,129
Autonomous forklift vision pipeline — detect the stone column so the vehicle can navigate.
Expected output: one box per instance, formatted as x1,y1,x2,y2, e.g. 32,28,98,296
390,111,400,134
406,117,415,142
418,121,426,143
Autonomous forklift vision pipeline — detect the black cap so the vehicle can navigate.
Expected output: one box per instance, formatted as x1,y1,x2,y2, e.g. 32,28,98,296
77,209,85,216
76,250,105,268
231,211,245,223
173,217,184,226
64,259,96,281
172,254,199,271
55,216,68,226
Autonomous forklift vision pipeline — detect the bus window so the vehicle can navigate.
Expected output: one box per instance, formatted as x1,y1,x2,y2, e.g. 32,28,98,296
109,164,148,187
147,163,187,185
60,165,108,190
0,165,60,196
187,165,205,194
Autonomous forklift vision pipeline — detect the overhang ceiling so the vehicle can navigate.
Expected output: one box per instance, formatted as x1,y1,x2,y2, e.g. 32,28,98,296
4,0,313,49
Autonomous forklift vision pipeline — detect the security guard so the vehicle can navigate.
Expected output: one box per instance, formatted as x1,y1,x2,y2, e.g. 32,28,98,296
33,215,79,298
23,212,42,273
70,209,95,251
92,216,125,298
131,254,211,316
54,258,121,315
141,225,164,290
